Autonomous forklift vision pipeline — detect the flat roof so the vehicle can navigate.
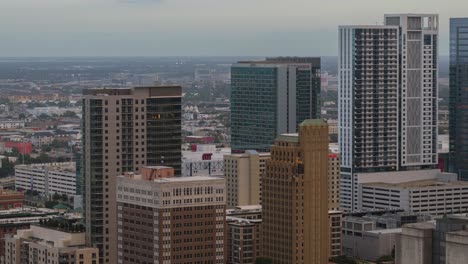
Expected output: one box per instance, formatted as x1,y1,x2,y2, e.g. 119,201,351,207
363,179,468,189
367,228,402,234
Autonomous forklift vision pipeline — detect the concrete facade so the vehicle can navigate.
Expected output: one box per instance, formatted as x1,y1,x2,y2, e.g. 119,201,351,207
82,86,182,263
224,151,270,207
4,225,98,264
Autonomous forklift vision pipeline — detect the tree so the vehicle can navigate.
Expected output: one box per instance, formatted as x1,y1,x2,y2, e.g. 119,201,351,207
52,192,61,201
376,255,393,264
0,158,14,177
61,193,68,202
62,110,77,118
19,113,26,119
255,257,273,264
330,256,358,264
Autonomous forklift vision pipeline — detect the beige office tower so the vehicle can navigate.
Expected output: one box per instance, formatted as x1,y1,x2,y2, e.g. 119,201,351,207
82,86,182,264
328,152,340,211
262,119,329,264
224,151,270,207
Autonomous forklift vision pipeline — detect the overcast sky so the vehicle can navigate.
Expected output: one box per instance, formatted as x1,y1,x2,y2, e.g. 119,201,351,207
0,0,466,57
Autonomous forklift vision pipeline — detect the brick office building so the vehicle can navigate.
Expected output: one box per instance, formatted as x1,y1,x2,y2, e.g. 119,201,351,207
116,166,226,264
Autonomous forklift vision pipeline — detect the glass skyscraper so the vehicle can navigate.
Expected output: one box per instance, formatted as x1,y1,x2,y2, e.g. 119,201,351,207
230,57,320,152
449,18,468,180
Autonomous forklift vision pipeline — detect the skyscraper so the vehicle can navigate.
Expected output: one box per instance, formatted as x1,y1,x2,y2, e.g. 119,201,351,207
231,57,320,152
385,14,439,168
449,18,468,180
82,86,182,263
339,14,439,211
261,119,329,264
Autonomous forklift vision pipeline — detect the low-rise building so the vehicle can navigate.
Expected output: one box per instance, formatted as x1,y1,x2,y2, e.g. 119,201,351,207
396,215,468,264
342,211,431,262
0,120,26,130
15,162,77,196
0,190,24,210
30,131,55,147
4,221,98,264
359,172,468,215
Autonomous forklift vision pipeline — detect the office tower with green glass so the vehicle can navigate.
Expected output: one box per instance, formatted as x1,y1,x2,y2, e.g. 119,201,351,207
449,18,468,180
230,57,321,152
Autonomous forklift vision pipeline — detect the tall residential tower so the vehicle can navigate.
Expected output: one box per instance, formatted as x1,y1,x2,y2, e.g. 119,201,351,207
231,57,320,152
339,14,439,211
82,86,182,263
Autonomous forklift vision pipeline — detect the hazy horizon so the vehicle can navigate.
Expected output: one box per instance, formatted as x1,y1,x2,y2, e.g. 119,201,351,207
1,0,466,57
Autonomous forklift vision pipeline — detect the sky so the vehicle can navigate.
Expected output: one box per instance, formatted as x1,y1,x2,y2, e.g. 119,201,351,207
0,0,466,57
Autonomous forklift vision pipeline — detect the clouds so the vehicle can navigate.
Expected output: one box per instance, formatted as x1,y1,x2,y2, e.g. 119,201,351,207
0,0,466,56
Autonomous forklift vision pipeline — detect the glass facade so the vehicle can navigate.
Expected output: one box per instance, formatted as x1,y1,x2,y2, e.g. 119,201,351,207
449,18,468,180
231,59,320,152
231,66,278,152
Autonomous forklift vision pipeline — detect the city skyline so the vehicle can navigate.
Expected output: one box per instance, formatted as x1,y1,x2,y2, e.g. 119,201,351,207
1,0,467,57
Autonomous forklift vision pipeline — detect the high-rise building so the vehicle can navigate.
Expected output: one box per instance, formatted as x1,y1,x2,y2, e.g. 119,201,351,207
223,150,270,207
449,18,468,180
339,14,439,211
385,14,439,167
231,57,321,152
116,166,226,264
328,152,340,211
261,119,329,264
82,86,182,263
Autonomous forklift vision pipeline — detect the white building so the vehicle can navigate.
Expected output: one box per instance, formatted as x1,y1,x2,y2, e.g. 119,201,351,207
339,14,440,212
0,120,26,129
359,172,468,215
15,162,77,196
182,145,228,177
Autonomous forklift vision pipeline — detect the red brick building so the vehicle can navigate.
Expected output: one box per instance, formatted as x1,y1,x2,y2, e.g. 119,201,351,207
117,166,226,264
0,191,24,210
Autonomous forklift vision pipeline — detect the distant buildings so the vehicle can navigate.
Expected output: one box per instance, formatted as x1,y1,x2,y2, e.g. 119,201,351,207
449,18,468,180
224,150,270,207
15,162,77,196
182,144,226,177
0,190,24,210
0,142,32,155
339,14,440,211
0,208,59,263
261,119,329,264
0,120,26,129
116,166,226,264
5,223,98,264
82,86,182,263
231,57,321,152
396,215,468,264
30,131,55,147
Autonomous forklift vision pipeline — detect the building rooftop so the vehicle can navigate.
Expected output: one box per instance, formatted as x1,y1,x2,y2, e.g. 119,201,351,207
15,162,76,173
300,119,326,126
276,133,299,143
367,228,402,235
363,179,468,189
153,176,223,183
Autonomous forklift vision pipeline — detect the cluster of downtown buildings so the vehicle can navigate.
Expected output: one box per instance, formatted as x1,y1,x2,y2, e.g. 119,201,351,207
4,12,464,264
